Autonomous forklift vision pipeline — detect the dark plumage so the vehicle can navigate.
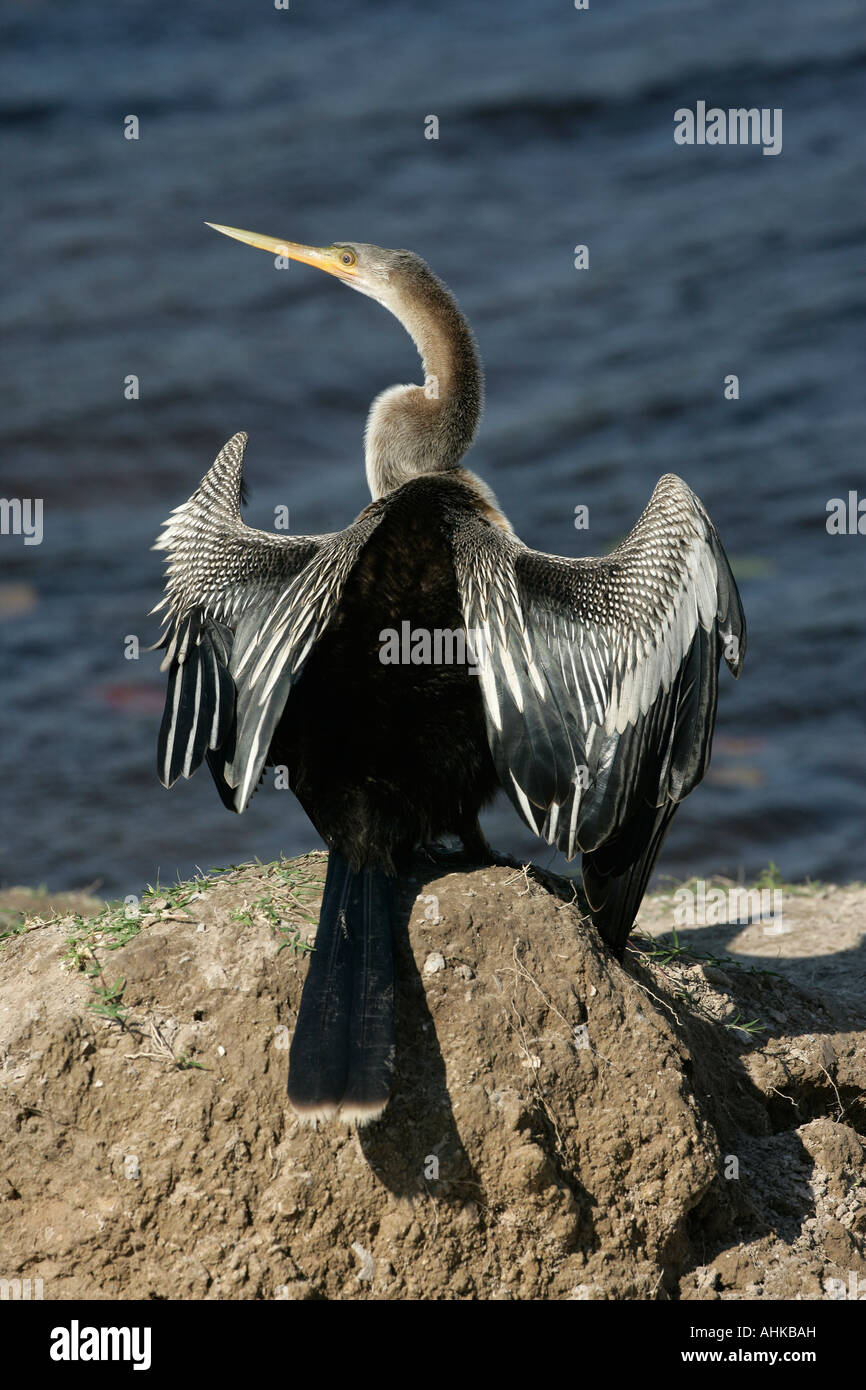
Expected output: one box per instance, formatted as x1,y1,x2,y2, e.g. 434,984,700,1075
270,476,500,871
154,227,745,1125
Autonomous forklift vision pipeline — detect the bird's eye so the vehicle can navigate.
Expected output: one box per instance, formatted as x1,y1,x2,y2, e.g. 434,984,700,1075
339,250,356,267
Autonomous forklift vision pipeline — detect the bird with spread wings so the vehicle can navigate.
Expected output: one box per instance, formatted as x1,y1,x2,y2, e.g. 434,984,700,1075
154,227,745,1125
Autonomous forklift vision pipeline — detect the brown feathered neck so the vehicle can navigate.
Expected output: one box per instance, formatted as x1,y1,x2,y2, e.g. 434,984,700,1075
363,255,483,499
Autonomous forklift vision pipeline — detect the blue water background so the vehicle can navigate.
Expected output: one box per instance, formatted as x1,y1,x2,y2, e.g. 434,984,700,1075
1,0,864,895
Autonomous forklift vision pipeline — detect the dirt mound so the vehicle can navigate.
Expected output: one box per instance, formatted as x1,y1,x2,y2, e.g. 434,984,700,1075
0,857,863,1300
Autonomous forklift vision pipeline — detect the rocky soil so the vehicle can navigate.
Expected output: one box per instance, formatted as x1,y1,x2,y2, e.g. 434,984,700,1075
0,857,863,1300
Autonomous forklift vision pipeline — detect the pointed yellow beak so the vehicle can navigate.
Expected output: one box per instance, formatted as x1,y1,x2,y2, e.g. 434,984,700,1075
205,223,358,280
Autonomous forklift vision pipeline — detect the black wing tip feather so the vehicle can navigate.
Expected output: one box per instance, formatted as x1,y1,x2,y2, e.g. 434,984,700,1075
706,522,747,678
583,801,679,958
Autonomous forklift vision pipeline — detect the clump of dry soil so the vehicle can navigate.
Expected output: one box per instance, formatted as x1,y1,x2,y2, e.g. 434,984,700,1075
0,857,863,1300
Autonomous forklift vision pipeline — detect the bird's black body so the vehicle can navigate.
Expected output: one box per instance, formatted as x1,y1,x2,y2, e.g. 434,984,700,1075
154,228,745,1126
269,475,501,1120
272,475,499,872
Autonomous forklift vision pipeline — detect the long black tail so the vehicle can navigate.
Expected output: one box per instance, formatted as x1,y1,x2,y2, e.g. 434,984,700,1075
288,850,395,1125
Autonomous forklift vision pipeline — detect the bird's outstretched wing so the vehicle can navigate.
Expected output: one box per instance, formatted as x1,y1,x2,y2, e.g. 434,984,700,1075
153,431,385,810
451,472,745,954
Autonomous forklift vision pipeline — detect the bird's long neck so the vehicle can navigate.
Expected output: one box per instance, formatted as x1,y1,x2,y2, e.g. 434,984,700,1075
364,269,483,500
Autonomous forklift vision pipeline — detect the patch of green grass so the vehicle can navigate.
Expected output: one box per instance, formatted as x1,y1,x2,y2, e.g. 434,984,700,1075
725,1011,765,1037
0,918,30,944
629,929,771,1037
754,862,784,892
629,928,778,978
275,930,315,958
651,863,848,902
753,860,862,896
232,888,316,957
62,892,169,1025
87,971,129,1024
60,865,231,1019
175,1052,206,1071
226,856,325,948
63,899,144,969
2,856,327,1041
62,907,136,1026
140,875,211,912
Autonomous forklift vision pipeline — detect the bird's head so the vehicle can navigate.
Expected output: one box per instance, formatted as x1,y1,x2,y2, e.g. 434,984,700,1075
205,223,419,312
205,222,483,498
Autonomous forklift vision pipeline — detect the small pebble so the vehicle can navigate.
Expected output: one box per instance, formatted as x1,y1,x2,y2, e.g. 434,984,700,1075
351,1242,375,1282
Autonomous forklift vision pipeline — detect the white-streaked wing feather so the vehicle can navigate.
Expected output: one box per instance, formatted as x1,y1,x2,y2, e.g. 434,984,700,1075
453,472,745,861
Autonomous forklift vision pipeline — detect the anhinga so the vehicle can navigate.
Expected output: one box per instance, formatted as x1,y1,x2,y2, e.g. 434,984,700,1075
154,224,746,1125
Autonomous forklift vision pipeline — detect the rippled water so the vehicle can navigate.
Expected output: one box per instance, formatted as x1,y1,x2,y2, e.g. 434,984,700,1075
2,0,864,895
